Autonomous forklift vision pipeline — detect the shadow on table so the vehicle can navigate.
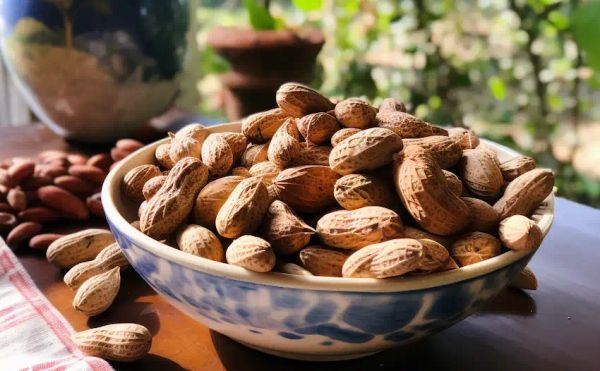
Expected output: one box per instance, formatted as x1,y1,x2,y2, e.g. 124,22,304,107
111,353,187,371
479,287,537,317
87,300,161,336
87,270,162,335
209,330,459,371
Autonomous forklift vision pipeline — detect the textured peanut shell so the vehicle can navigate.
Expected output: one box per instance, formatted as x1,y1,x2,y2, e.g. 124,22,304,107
276,83,334,117
122,165,161,202
64,260,103,290
299,246,347,277
273,165,340,213
193,176,245,229
334,173,399,210
249,161,280,185
155,143,175,170
342,238,424,278
73,267,120,316
334,98,377,129
316,206,404,250
498,215,542,251
493,168,554,219
450,232,501,267
331,128,361,147
142,175,166,200
379,98,407,113
218,132,247,161
403,136,463,169
175,123,209,143
342,244,382,278
370,238,425,278
267,119,301,168
260,200,315,255
176,224,224,261
231,167,251,177
89,241,127,269
201,134,234,178
443,170,463,196
169,136,201,163
242,108,289,143
226,235,275,272
64,242,129,289
401,226,451,248
462,197,500,233
329,127,403,175
459,148,503,198
292,145,332,166
417,239,453,273
376,111,444,138
448,127,480,149
215,177,270,239
267,184,279,204
394,146,470,236
140,157,208,239
47,229,115,269
241,142,269,167
72,323,151,362
500,156,536,181
297,112,340,145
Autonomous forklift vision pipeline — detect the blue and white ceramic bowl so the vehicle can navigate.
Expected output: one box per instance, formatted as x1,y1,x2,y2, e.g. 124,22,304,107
102,123,555,361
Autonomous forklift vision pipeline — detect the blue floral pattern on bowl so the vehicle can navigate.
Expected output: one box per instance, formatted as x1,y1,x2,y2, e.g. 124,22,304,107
108,219,531,361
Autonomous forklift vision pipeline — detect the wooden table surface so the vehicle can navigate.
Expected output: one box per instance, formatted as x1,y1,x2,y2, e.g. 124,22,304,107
4,125,600,371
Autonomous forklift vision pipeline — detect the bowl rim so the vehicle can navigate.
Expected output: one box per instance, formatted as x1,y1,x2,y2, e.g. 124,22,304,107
102,123,555,293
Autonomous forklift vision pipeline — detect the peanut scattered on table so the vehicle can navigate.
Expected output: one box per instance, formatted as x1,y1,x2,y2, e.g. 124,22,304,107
72,323,152,362
0,138,143,250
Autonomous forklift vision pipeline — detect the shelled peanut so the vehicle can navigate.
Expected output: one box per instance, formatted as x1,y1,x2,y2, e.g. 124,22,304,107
127,82,554,284
0,138,143,250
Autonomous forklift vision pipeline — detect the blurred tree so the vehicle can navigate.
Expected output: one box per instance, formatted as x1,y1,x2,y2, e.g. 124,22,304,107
194,0,600,205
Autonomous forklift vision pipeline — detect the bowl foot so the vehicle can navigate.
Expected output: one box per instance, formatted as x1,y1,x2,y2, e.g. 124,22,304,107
236,340,380,362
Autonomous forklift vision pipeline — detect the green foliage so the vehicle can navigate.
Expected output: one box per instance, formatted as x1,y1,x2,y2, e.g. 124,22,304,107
244,0,276,30
201,47,230,74
292,0,323,11
487,77,506,101
573,1,600,70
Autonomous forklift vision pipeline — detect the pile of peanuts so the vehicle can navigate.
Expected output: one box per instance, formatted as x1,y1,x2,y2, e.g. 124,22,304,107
0,139,144,250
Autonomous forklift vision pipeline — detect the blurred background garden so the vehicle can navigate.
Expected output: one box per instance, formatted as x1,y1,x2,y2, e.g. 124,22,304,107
180,0,600,207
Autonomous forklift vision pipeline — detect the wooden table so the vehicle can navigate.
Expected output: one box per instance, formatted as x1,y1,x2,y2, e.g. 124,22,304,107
5,125,600,371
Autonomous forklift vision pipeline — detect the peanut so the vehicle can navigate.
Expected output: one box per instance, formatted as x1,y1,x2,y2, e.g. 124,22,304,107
72,323,151,362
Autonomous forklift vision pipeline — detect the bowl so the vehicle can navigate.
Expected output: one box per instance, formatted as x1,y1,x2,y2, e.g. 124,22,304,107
102,123,555,361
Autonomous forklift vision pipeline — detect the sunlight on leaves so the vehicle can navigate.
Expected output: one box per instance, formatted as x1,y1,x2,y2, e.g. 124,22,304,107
292,0,323,11
487,76,507,101
573,2,600,70
244,0,276,30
